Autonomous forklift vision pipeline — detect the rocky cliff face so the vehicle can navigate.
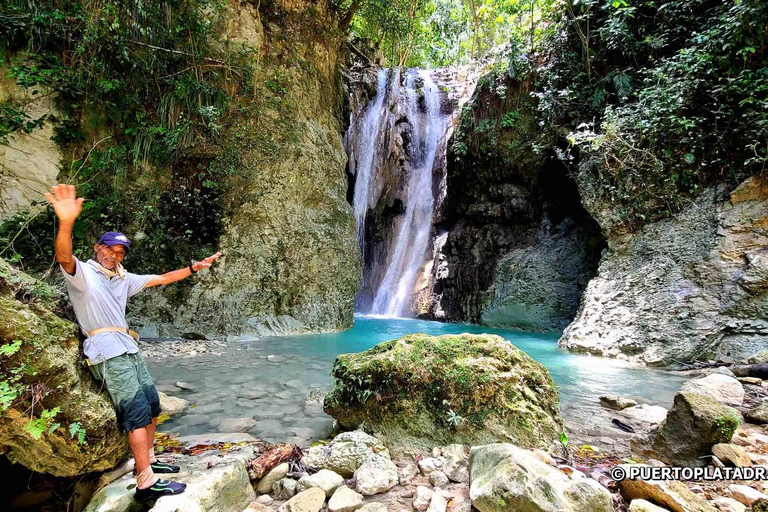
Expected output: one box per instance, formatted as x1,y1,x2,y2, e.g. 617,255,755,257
0,258,127,477
421,71,605,332
127,0,359,338
559,175,768,365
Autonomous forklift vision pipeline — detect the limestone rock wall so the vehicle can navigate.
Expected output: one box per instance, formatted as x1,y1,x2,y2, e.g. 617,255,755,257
559,175,768,365
127,0,360,337
422,71,605,332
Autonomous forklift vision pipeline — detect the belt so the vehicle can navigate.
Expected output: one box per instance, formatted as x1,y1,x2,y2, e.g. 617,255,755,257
87,327,140,343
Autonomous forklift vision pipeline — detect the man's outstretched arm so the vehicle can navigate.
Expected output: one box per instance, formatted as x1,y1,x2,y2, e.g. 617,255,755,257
145,252,222,288
44,184,85,276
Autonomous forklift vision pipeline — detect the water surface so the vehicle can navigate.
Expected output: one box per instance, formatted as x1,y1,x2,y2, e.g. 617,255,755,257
149,316,685,446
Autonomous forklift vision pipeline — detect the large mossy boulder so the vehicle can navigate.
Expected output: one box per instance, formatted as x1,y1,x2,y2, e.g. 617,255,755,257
323,333,563,454
630,391,741,467
0,258,128,476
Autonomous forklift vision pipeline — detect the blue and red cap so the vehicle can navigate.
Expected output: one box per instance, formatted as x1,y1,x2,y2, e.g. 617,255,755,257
97,231,131,251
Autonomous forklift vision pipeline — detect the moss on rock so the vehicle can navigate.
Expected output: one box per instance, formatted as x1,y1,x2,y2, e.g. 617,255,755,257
324,333,563,454
0,258,128,476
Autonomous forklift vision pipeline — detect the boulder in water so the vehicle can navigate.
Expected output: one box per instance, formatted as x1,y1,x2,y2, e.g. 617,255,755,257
680,374,744,406
630,391,741,467
323,333,563,455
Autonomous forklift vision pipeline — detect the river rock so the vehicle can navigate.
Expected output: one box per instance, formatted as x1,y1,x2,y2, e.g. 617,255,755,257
257,462,290,494
0,258,128,477
745,402,768,424
353,453,399,495
255,495,275,506
427,492,448,512
358,504,387,512
628,499,672,512
428,470,449,488
277,487,325,512
244,504,272,512
85,452,256,512
469,443,613,512
728,484,768,506
619,404,669,424
301,430,389,477
600,394,638,411
616,465,715,512
680,374,745,406
418,457,445,475
218,417,257,433
324,333,562,455
631,391,741,467
175,381,196,391
327,486,363,512
712,443,752,467
297,469,344,497
711,496,747,512
442,444,470,482
159,392,190,415
273,478,298,500
397,462,419,485
413,487,433,511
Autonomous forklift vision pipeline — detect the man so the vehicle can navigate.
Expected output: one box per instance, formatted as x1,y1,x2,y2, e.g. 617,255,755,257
45,184,222,502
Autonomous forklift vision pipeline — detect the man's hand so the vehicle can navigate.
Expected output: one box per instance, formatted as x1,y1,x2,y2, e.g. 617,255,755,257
192,251,222,272
44,184,84,224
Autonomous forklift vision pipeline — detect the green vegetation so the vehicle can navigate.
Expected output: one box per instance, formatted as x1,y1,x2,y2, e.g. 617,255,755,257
0,0,251,275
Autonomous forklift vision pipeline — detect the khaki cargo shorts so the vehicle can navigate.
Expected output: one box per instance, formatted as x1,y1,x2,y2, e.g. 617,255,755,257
89,352,161,433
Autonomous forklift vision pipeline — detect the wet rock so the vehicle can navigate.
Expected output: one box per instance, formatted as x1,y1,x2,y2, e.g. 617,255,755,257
267,355,286,363
712,444,752,467
327,486,363,512
630,391,741,467
324,334,562,455
218,417,257,433
426,492,447,512
680,375,745,407
297,469,344,497
257,462,290,494
619,404,669,425
628,499,671,512
277,487,325,512
413,487,433,510
175,381,196,391
600,394,639,411
727,484,768,506
616,465,715,512
272,478,298,500
301,430,390,477
159,392,189,415
469,443,612,512
353,453,399,495
428,470,449,488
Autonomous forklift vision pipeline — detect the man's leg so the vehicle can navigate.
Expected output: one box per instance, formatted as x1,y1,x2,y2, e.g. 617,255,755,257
128,426,156,489
146,417,157,463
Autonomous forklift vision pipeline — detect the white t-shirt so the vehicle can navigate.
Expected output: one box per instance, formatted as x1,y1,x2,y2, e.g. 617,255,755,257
60,258,157,364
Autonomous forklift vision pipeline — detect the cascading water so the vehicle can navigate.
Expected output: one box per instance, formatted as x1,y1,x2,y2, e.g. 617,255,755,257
370,70,445,316
350,68,389,247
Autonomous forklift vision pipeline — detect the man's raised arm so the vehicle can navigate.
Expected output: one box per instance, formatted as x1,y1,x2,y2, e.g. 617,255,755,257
145,252,222,288
44,184,85,276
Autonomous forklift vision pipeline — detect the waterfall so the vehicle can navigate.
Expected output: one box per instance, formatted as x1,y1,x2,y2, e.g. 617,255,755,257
350,68,389,247
370,70,444,316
